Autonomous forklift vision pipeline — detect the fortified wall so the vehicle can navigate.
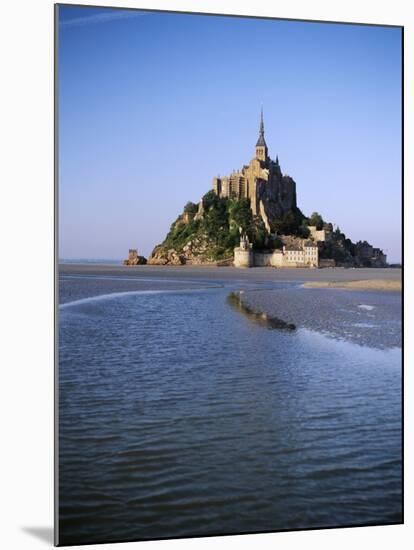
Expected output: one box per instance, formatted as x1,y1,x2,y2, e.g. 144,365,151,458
308,225,332,242
234,234,319,268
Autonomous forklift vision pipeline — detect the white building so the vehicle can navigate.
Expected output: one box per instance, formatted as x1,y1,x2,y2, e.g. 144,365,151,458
235,239,319,268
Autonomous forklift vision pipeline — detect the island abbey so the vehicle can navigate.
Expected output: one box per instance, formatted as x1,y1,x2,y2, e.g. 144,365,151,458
212,109,297,233
145,110,387,268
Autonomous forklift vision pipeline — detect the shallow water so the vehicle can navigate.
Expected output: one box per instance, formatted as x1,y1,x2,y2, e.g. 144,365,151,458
58,277,402,545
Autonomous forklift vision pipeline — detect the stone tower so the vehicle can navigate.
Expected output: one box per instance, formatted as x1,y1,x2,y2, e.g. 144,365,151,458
255,108,268,162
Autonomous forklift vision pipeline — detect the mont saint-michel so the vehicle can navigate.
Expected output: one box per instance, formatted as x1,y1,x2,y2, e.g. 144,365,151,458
57,8,402,547
138,111,387,269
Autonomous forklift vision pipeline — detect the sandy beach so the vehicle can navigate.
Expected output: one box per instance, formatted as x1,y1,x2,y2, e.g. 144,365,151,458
302,279,401,291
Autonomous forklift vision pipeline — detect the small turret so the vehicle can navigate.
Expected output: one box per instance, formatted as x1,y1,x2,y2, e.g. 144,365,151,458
239,228,251,251
234,228,253,267
274,154,282,176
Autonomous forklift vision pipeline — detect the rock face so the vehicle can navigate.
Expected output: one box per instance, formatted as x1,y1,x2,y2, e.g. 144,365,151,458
147,247,185,265
148,232,219,265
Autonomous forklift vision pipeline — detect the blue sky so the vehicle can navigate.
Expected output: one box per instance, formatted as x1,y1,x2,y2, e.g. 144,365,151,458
58,6,402,262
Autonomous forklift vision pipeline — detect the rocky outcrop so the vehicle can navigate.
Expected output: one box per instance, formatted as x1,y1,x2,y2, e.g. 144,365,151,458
123,258,146,266
147,247,186,265
149,242,185,265
123,256,147,266
123,249,147,266
148,233,214,265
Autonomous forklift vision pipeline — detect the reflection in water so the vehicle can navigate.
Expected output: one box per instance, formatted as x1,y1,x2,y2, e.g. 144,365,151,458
227,291,296,331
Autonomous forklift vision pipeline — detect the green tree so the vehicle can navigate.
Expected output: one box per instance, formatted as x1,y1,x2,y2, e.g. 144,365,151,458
202,190,219,211
183,201,198,217
269,236,283,250
309,211,324,230
228,198,253,232
272,209,304,236
297,223,310,238
249,216,268,249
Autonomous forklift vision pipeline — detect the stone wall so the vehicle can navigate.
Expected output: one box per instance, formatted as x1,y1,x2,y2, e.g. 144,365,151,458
319,258,336,268
234,240,319,269
253,252,272,267
234,248,305,268
234,247,254,268
308,226,331,242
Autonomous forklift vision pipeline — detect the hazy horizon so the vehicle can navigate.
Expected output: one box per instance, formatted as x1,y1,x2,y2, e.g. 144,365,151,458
58,6,402,263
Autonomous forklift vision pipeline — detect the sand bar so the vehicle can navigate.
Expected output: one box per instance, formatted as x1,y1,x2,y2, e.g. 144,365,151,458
302,279,401,291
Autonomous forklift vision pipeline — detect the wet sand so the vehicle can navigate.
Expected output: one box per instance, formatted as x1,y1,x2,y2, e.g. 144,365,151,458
302,279,401,291
60,263,401,284
237,287,401,349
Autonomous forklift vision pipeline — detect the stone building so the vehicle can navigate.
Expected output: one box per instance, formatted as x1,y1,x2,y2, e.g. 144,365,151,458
304,241,319,265
284,241,319,267
284,245,305,264
308,225,332,243
212,109,297,230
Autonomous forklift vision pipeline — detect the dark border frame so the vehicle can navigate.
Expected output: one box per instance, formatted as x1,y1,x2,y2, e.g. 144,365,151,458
54,4,60,546
54,3,404,546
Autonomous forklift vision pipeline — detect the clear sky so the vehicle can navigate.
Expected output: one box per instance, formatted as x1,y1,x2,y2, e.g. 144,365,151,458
58,5,402,262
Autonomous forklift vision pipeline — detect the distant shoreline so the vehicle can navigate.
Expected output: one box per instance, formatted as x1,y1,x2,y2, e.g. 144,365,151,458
301,279,401,292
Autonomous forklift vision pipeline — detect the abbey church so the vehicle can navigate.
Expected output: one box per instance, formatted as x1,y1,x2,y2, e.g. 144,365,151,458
212,110,297,232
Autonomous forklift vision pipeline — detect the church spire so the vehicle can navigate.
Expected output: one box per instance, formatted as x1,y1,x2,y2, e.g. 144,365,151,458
255,107,268,160
260,107,264,135
256,108,266,147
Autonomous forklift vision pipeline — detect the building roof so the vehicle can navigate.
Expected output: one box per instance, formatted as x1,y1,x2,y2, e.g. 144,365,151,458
285,245,303,252
256,135,267,147
304,240,318,248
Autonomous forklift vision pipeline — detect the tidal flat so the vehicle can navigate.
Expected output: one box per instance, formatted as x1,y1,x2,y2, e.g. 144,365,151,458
59,265,401,350
59,264,401,302
58,264,402,545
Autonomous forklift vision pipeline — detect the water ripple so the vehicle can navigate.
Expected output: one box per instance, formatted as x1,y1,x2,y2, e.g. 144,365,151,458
58,284,402,545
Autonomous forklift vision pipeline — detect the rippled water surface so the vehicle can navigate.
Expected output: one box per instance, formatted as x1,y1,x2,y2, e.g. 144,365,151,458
59,277,402,545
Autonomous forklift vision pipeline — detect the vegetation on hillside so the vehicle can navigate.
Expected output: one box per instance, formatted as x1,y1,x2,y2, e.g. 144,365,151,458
271,208,309,238
155,191,275,261
308,211,324,230
319,226,355,264
152,194,380,266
